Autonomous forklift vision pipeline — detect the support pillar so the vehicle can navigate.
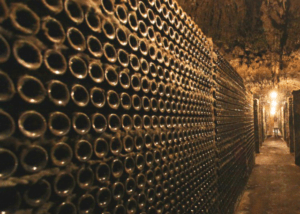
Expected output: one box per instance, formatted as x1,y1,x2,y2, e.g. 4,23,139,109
283,102,288,143
293,90,300,165
281,106,284,139
262,106,266,140
288,97,295,153
285,102,290,146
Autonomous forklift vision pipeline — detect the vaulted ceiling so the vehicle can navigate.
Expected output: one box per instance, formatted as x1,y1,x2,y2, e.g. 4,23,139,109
178,0,300,101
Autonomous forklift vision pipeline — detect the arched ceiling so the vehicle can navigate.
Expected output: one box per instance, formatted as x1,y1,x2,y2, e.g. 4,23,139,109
177,0,300,101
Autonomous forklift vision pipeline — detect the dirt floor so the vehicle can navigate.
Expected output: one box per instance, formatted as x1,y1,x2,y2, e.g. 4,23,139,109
235,137,300,214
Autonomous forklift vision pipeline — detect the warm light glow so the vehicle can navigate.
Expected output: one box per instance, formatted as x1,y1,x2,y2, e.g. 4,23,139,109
270,107,276,115
270,90,278,116
270,91,277,99
271,101,277,107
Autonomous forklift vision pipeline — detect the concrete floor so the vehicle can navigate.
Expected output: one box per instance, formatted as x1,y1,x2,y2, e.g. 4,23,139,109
235,137,300,214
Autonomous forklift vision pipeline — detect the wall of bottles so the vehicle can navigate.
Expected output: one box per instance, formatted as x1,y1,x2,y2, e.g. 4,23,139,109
0,0,254,213
213,50,255,214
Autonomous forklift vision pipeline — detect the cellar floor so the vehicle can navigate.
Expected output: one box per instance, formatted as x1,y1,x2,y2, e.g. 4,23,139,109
235,137,300,214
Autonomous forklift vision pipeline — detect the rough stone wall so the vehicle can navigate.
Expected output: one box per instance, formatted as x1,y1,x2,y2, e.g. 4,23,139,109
178,0,300,99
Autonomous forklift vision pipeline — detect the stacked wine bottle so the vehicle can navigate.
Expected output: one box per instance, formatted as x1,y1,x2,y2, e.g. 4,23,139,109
0,0,254,213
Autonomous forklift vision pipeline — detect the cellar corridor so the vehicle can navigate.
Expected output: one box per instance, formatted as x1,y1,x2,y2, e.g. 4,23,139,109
236,137,300,214
2,0,300,213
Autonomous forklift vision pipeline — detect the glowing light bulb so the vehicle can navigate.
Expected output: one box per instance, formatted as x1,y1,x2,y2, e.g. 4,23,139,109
270,91,277,99
270,107,276,115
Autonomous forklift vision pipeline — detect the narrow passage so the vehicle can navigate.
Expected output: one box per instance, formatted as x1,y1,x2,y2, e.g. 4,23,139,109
236,137,300,214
